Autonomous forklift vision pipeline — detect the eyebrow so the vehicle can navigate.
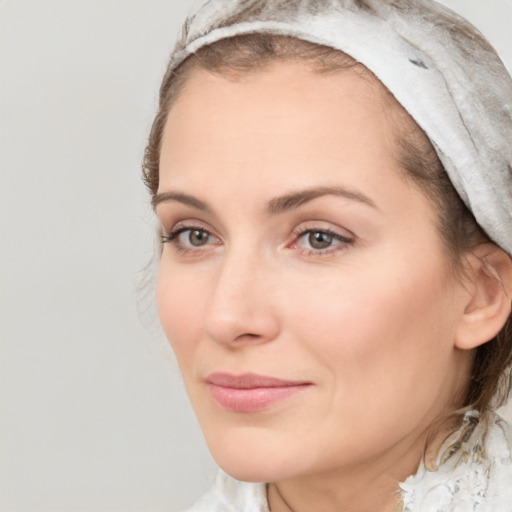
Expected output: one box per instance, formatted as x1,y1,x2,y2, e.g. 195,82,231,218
267,185,377,214
152,191,211,212
152,185,377,214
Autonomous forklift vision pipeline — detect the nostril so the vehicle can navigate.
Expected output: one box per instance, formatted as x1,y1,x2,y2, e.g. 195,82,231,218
234,332,261,341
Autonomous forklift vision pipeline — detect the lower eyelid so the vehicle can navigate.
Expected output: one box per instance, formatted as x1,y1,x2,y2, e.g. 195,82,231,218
298,240,352,257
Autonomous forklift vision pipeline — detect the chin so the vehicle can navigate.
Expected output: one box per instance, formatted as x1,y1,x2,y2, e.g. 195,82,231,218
216,456,291,484
205,432,301,483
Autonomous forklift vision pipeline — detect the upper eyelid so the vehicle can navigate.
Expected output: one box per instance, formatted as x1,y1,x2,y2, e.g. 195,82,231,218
292,228,353,246
166,225,218,241
171,224,212,234
162,218,216,235
292,221,355,239
154,201,222,232
294,229,352,243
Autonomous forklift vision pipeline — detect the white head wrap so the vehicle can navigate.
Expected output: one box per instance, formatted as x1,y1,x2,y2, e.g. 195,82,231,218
164,0,512,254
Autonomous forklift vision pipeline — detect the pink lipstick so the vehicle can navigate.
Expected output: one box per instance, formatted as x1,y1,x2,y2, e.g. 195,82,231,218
205,372,311,413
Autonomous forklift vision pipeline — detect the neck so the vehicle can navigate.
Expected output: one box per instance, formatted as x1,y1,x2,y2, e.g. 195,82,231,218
266,416,462,512
267,456,410,512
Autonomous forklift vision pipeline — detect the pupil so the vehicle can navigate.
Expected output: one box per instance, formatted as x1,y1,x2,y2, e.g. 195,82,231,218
309,231,332,249
189,230,209,246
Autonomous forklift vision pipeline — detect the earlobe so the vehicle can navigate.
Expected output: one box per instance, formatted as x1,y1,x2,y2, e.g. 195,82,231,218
455,244,512,350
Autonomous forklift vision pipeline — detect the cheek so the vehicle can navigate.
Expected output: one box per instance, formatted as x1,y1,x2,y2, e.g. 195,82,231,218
157,261,206,364
278,262,461,469
284,257,457,400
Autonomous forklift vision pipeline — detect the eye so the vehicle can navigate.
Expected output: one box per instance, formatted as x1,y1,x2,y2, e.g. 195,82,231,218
161,225,220,251
292,227,354,255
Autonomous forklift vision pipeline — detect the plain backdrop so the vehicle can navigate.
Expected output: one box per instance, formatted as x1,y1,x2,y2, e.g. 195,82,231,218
1,1,511,511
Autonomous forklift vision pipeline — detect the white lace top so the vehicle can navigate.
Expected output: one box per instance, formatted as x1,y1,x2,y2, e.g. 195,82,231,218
184,411,512,512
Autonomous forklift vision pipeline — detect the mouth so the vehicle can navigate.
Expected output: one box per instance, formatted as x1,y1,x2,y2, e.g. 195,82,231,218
205,372,312,413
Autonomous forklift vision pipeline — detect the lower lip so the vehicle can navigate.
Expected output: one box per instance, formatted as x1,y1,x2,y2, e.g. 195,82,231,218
207,383,310,413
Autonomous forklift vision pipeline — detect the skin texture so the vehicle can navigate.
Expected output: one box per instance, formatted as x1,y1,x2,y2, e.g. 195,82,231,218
155,62,476,512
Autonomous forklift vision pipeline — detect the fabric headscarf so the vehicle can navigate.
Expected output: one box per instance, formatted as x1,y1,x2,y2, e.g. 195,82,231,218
164,0,512,256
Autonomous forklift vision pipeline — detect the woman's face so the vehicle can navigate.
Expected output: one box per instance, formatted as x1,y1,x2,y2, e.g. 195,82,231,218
156,62,472,483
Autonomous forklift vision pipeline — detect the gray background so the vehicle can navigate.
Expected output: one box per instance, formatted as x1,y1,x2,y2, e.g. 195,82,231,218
1,1,511,511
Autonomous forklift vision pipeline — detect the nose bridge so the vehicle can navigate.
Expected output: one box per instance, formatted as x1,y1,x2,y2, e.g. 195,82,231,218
203,241,279,345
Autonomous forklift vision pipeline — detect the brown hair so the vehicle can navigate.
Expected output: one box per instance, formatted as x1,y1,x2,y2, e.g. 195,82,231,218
142,33,512,413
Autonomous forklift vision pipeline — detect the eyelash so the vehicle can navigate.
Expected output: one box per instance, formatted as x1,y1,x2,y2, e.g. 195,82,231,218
161,225,216,254
161,224,354,257
291,227,354,256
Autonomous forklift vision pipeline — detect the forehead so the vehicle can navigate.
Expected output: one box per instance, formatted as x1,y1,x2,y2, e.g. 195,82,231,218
173,59,389,113
160,62,399,182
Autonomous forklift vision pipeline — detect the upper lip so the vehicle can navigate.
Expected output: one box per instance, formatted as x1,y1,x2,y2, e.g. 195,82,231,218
205,372,311,389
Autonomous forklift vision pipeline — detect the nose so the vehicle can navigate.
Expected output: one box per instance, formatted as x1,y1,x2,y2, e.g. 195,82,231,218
203,249,281,347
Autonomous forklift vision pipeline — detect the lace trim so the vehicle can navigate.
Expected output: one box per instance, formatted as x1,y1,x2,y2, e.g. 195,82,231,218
400,411,512,511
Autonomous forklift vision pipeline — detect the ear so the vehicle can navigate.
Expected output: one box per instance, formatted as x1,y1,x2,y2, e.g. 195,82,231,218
455,244,512,350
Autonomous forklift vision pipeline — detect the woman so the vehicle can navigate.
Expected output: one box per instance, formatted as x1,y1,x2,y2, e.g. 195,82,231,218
143,1,512,510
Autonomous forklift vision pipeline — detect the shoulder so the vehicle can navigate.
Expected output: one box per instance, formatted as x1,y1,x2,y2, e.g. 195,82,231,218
184,470,268,512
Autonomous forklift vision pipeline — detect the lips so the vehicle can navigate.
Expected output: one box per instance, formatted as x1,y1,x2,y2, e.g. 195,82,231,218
205,372,311,413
